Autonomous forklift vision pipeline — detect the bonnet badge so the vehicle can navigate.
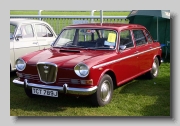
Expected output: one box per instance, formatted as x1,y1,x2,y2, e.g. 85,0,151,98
44,65,49,73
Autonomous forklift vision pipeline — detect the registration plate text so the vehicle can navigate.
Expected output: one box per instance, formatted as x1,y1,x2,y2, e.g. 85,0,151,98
32,87,58,97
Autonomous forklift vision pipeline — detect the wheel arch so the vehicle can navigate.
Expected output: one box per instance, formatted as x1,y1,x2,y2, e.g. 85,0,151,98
105,70,117,89
154,55,161,66
97,69,117,89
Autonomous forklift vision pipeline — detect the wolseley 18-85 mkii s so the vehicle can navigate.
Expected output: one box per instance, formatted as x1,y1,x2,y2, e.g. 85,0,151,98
13,23,162,106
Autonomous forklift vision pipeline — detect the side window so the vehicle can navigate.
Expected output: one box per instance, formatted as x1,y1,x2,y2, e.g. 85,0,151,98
133,30,147,46
35,24,54,37
19,24,34,38
144,30,153,43
120,30,134,48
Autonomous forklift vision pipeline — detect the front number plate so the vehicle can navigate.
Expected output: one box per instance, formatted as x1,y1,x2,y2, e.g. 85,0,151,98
32,87,58,97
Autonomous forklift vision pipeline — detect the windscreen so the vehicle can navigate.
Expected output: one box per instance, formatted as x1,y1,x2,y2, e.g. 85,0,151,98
53,28,117,50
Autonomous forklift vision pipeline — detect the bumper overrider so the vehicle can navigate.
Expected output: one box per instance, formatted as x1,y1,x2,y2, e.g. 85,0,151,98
13,78,97,95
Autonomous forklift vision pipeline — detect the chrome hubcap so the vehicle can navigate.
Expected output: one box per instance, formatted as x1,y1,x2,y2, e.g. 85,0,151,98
100,80,111,102
152,61,158,76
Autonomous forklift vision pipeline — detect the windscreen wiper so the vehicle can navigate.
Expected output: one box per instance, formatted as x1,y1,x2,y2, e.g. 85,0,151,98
62,45,85,48
93,46,113,50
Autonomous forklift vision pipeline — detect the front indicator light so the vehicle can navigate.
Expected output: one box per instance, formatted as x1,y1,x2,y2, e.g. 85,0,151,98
80,79,93,85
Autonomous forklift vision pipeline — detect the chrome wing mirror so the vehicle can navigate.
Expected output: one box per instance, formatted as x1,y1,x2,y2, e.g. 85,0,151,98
119,45,126,50
15,34,22,41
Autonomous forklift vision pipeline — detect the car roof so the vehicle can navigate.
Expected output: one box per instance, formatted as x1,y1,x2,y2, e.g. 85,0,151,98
10,18,49,25
66,23,146,31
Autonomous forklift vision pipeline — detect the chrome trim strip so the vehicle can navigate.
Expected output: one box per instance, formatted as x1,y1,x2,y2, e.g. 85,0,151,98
13,79,97,95
13,45,39,49
36,44,49,46
37,62,58,67
27,83,64,90
93,47,160,69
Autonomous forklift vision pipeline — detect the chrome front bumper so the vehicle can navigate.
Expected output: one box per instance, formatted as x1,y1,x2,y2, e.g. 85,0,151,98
13,78,97,95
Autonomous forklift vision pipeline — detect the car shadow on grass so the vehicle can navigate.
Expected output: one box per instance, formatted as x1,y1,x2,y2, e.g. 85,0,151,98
10,74,95,114
115,74,170,116
10,93,95,115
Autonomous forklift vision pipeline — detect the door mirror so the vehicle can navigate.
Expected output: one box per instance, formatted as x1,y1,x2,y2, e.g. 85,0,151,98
15,34,22,41
119,45,126,50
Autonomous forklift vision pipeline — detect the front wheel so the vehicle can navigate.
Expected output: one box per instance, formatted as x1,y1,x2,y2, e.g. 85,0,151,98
91,74,113,107
146,57,159,79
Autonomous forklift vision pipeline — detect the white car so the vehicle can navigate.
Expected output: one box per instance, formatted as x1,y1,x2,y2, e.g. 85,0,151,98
10,18,57,72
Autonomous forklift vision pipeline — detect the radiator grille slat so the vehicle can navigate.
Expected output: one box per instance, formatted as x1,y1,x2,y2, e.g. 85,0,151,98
22,73,40,82
58,78,70,84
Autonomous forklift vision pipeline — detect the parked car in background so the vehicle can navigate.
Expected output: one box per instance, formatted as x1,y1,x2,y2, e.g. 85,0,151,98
13,23,162,106
10,18,57,72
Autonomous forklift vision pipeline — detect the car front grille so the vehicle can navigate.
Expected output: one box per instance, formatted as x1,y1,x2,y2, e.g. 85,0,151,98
21,73,41,83
37,62,58,84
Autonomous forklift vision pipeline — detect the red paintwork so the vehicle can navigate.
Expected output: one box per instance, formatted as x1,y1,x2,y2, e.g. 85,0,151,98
67,23,146,31
18,23,162,89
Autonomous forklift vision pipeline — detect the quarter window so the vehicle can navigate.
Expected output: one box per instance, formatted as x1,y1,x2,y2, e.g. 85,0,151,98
35,24,53,37
133,30,147,46
144,30,153,43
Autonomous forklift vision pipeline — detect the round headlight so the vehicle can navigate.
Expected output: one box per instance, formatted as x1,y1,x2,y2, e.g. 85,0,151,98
15,58,26,71
74,63,89,77
79,65,89,76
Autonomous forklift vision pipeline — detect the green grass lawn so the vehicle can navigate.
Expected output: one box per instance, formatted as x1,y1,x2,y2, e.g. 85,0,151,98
10,62,170,116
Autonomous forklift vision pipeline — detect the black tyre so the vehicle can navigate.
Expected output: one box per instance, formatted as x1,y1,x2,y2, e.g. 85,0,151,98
91,74,113,106
146,57,159,79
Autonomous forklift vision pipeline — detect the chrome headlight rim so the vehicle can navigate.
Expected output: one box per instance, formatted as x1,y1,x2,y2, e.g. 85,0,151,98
74,63,89,77
15,58,26,71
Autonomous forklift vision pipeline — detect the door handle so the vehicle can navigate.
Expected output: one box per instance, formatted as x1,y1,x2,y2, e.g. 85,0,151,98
33,42,38,44
149,46,152,49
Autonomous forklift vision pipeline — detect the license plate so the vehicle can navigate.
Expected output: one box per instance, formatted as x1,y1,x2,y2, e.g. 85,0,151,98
32,87,58,97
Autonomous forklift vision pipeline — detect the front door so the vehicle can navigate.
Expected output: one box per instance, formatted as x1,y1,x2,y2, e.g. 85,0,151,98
35,24,56,50
116,30,139,85
13,24,39,62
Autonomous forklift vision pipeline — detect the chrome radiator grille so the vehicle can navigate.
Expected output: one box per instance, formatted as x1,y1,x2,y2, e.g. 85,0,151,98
37,62,58,84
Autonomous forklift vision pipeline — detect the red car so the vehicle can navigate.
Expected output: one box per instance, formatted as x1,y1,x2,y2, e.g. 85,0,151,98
13,23,162,106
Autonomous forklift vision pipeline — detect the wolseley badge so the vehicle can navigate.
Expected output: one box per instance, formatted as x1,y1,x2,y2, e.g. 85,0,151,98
44,65,49,73
44,66,49,69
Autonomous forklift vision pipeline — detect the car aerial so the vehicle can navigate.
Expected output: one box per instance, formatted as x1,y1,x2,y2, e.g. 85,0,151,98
10,18,57,72
13,23,162,106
